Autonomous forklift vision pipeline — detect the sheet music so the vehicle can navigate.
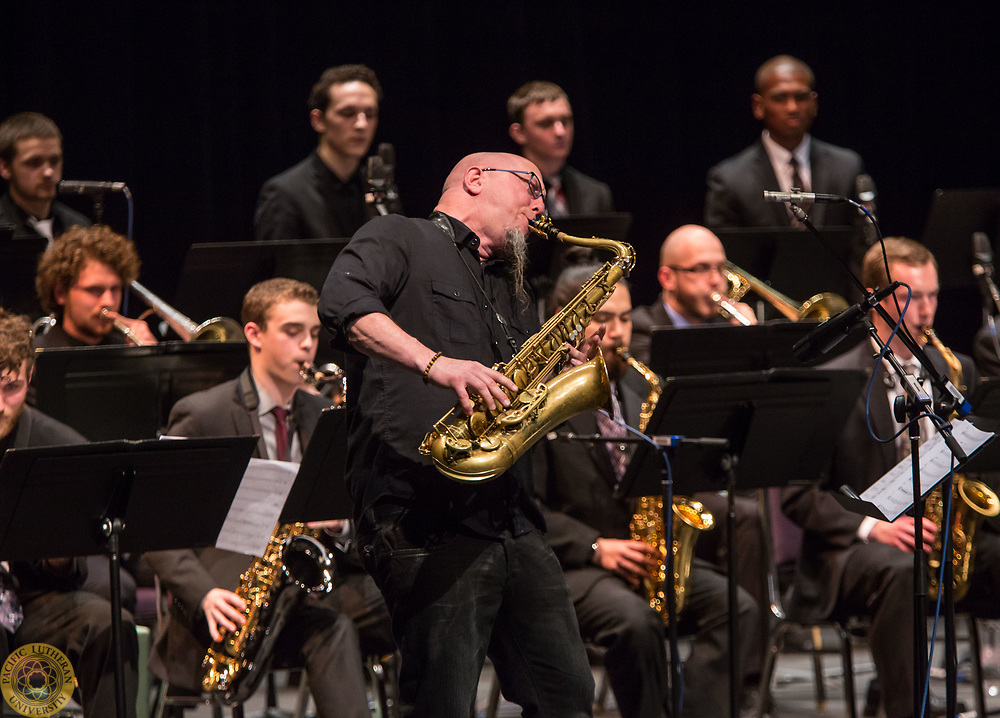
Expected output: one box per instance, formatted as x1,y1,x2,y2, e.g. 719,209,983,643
215,458,299,556
860,419,994,520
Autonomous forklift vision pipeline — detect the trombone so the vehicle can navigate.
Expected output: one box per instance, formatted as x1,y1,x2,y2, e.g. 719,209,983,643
722,261,848,322
127,280,244,343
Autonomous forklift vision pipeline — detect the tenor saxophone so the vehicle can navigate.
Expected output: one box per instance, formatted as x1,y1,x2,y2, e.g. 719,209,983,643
922,327,1000,601
621,349,714,620
419,217,635,482
202,522,334,705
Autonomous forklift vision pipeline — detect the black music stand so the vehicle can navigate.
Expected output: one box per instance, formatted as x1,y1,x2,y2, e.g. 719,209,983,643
279,408,352,524
31,342,249,440
174,238,350,366
715,225,858,310
0,436,257,718
621,368,866,718
920,188,1000,355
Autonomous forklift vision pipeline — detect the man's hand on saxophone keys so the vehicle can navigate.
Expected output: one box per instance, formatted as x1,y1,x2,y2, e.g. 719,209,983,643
202,587,247,642
565,325,605,367
423,353,517,416
591,538,659,588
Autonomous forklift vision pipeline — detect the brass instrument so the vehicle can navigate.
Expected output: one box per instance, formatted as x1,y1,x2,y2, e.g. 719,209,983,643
710,291,753,326
202,522,334,705
620,348,714,619
300,362,346,406
723,261,848,321
128,280,244,342
921,327,1000,600
419,217,635,482
100,307,151,346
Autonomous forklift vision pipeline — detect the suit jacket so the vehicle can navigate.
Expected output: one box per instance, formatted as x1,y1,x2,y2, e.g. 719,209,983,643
253,151,369,242
704,137,865,229
780,341,978,622
533,365,650,601
557,164,614,217
145,368,331,689
6,408,89,602
0,192,91,241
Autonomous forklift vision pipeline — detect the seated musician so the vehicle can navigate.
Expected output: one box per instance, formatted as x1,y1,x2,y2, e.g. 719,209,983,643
144,278,393,717
781,238,1000,718
629,224,755,366
33,224,156,348
533,265,759,718
0,307,140,717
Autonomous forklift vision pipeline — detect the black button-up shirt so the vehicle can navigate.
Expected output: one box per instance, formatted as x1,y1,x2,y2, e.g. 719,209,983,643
319,212,542,537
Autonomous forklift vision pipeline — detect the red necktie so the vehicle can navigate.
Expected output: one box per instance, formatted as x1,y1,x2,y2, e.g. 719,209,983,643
271,406,289,461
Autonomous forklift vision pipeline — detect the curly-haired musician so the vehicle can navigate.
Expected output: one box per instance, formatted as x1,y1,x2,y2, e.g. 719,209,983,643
320,151,599,716
34,224,156,347
1,307,140,718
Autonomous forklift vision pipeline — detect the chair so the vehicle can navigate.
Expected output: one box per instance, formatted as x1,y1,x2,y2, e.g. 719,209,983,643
755,488,863,718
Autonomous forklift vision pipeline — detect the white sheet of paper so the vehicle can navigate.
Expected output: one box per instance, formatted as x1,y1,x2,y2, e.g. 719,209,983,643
860,419,994,520
215,457,300,556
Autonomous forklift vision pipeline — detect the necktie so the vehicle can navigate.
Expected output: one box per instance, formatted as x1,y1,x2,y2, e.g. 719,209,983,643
546,176,569,219
789,156,811,220
271,406,290,462
595,406,629,484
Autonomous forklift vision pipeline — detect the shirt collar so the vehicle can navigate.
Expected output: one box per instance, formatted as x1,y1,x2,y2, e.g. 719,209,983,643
761,130,811,170
250,370,290,418
663,299,693,328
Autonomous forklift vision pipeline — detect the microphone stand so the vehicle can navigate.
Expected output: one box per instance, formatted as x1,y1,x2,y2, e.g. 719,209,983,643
791,202,970,718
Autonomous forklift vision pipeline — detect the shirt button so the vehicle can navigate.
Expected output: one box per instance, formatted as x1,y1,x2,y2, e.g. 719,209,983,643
453,291,460,297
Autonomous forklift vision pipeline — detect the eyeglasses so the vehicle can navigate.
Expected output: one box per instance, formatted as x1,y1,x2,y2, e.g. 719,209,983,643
481,168,544,200
668,263,727,277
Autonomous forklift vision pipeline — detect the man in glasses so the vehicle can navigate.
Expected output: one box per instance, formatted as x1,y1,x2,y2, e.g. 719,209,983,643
320,151,597,716
704,55,866,231
630,224,755,365
507,81,613,219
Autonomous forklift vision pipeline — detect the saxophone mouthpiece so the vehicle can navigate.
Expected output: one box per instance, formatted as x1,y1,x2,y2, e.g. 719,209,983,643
529,217,560,241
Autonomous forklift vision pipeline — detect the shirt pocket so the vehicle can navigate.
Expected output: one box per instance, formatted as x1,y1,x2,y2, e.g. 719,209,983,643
431,279,484,346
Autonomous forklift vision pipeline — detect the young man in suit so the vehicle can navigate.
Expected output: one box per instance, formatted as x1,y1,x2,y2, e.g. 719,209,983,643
145,278,392,718
534,265,758,718
255,65,391,242
1,308,140,718
630,224,755,365
0,112,90,244
704,55,865,230
781,238,1000,718
507,80,614,219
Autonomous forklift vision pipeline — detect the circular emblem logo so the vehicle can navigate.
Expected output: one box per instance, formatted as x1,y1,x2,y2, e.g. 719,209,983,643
1,643,76,717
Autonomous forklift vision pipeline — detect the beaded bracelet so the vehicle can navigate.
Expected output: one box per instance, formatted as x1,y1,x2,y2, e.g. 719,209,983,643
422,351,443,383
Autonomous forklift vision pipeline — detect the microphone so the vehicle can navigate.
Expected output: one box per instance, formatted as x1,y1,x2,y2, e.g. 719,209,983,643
763,190,847,203
972,231,1000,311
793,282,900,363
59,180,126,194
855,174,878,246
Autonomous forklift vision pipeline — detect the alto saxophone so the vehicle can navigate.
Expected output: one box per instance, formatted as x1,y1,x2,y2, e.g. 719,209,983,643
202,522,334,705
620,348,714,619
420,217,635,482
922,327,1000,600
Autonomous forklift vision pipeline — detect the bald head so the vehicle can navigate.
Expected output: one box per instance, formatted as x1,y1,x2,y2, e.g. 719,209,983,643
434,151,545,258
659,224,724,268
755,55,814,93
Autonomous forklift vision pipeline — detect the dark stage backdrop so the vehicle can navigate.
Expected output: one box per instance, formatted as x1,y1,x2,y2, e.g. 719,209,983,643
3,2,998,353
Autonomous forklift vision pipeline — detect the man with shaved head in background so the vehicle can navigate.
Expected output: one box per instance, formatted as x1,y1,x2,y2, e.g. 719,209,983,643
704,55,866,231
630,224,756,365
320,152,598,716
